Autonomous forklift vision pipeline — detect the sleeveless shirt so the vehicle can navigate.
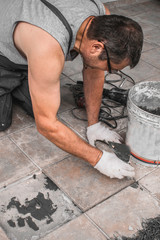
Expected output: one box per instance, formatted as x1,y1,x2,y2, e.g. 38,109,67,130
0,0,105,65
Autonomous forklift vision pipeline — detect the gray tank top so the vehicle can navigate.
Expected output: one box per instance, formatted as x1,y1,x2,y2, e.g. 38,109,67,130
0,0,105,65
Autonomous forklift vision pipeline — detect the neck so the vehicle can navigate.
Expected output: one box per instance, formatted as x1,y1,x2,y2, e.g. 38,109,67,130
74,16,94,53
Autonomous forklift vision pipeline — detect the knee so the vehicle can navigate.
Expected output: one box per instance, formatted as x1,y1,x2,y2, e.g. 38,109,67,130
0,121,12,131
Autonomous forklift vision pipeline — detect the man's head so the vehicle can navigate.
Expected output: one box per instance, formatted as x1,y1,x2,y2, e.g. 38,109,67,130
85,15,143,71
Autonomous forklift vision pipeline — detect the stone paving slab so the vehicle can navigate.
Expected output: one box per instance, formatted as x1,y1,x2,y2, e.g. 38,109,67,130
139,167,160,203
9,125,69,169
122,59,160,83
0,173,81,240
0,137,38,189
59,109,88,139
145,27,160,46
141,47,160,70
0,104,34,139
43,155,134,211
40,214,107,240
142,41,158,53
86,185,160,239
134,12,160,28
143,74,160,83
109,2,151,17
0,227,10,240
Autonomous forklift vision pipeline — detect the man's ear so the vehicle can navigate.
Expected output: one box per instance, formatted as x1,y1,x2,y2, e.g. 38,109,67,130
90,41,104,54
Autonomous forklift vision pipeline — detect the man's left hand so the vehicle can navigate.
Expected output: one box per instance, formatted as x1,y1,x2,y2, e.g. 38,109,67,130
87,122,122,147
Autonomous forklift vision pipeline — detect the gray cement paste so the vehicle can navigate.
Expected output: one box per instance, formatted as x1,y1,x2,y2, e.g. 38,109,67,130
44,177,58,191
7,192,57,231
130,82,160,116
7,220,16,228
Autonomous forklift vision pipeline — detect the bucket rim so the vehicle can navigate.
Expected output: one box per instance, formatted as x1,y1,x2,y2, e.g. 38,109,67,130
128,81,160,119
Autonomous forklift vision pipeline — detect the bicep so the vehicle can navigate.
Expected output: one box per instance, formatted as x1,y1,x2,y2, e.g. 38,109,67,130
28,46,64,126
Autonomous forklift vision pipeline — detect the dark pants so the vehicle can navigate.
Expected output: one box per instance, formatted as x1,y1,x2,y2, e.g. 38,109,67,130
0,66,34,131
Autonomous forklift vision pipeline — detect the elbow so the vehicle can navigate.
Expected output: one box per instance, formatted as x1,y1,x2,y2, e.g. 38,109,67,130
36,116,58,139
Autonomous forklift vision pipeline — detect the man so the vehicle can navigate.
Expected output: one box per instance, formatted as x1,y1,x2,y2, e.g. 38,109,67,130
0,0,143,179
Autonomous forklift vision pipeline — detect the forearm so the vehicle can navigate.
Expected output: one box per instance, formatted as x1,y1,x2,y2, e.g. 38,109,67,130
83,67,105,126
38,118,102,166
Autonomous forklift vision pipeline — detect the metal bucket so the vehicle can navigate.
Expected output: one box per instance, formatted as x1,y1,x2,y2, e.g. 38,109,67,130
126,81,160,166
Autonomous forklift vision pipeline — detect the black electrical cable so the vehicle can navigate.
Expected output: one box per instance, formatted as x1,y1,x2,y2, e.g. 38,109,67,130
67,70,135,129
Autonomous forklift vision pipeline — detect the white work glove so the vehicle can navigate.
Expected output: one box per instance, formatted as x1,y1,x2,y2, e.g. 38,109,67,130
87,122,122,146
94,150,135,179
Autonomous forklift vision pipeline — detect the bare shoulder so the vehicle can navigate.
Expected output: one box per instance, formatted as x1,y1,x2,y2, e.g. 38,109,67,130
13,22,64,64
103,4,110,15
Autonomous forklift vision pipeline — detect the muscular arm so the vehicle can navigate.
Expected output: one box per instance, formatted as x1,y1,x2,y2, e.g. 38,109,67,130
83,67,105,126
14,22,102,166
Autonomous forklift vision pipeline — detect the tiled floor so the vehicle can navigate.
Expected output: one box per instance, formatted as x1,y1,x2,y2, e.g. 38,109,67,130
0,0,160,239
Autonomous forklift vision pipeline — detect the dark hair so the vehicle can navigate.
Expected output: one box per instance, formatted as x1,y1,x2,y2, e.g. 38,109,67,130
87,15,143,68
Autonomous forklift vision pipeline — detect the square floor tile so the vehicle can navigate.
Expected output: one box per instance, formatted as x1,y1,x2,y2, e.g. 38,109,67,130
139,167,160,202
123,59,160,82
115,3,149,17
145,27,160,46
39,215,107,240
142,41,158,53
0,104,34,139
87,185,160,239
0,173,81,240
134,12,160,27
44,156,133,211
9,125,69,169
141,47,160,70
142,74,160,82
136,20,157,36
0,137,38,189
59,109,88,139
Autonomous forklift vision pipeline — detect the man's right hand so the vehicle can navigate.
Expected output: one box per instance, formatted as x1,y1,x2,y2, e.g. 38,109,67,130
94,150,135,179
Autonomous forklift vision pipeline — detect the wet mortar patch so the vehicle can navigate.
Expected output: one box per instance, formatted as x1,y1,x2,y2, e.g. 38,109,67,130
0,173,81,240
6,192,57,231
44,176,58,191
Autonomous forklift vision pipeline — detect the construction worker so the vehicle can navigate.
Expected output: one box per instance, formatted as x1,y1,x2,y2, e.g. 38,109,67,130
0,0,143,179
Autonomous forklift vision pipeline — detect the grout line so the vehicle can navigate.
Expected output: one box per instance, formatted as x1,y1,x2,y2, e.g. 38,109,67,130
135,165,159,182
42,167,84,213
106,0,152,8
140,58,160,71
84,213,111,239
58,115,87,141
138,182,160,204
0,171,41,192
0,123,35,140
85,182,134,212
9,137,42,171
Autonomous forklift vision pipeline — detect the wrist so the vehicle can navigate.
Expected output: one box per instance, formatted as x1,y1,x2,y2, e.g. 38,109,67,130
87,121,100,129
93,150,103,166
88,118,99,127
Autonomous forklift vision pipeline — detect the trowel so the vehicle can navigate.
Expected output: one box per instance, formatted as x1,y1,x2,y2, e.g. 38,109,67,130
108,141,130,163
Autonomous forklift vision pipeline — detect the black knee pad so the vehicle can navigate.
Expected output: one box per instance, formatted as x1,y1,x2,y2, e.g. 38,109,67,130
12,79,34,118
0,93,12,131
